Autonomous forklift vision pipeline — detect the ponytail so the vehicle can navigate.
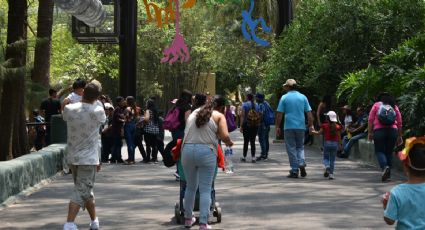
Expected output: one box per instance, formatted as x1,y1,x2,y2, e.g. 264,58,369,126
196,101,214,128
330,122,336,136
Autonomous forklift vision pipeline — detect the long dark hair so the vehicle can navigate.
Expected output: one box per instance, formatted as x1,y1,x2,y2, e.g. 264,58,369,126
146,99,159,123
321,95,332,111
195,95,225,128
329,120,337,136
377,92,396,107
247,93,255,108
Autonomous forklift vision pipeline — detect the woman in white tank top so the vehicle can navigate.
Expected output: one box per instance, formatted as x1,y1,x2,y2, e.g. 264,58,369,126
181,95,233,230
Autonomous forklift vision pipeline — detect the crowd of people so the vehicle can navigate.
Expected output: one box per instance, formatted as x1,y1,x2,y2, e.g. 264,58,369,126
33,78,424,230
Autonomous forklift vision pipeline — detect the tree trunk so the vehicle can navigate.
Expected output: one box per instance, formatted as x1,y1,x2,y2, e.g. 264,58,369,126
276,0,293,37
0,0,28,161
32,0,54,87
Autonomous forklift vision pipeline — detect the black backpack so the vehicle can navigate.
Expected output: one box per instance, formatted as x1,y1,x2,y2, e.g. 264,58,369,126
161,140,177,167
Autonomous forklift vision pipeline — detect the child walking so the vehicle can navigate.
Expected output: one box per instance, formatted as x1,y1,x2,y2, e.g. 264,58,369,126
312,111,342,179
382,136,425,229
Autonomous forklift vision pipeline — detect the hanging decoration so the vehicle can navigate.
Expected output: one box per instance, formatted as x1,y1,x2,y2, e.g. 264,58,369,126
161,0,191,65
143,0,196,28
241,0,272,46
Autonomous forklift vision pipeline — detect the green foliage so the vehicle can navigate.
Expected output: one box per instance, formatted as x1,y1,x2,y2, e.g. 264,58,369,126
50,24,119,94
265,0,425,106
338,33,425,136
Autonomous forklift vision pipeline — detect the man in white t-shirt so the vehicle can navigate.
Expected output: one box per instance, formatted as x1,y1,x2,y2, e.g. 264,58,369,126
62,82,106,230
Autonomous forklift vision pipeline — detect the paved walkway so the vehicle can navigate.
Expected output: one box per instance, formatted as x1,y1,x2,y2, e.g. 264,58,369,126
0,131,402,230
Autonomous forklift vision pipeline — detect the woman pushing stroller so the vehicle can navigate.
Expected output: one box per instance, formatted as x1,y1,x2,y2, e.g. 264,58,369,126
181,95,233,230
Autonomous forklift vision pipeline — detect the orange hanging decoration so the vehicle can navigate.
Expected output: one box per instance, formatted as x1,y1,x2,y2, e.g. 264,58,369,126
143,0,196,28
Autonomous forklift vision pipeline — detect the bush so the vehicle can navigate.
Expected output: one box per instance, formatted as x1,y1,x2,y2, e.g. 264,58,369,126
337,33,425,136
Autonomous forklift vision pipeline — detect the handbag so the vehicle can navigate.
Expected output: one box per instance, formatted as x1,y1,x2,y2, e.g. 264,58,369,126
226,109,237,132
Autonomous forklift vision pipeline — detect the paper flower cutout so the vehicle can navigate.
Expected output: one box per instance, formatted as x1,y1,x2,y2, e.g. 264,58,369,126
241,0,272,46
161,0,191,65
398,136,425,161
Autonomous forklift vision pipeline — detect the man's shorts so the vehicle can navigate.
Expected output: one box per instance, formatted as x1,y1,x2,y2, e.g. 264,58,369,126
69,165,96,210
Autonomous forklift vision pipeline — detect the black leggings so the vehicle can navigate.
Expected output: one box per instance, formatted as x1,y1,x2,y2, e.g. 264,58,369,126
243,124,258,157
144,133,158,161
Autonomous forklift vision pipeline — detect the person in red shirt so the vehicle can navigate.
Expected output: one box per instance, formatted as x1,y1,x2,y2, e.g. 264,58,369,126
312,111,342,179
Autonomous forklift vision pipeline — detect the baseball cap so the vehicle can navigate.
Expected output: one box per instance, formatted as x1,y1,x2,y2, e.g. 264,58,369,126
326,111,338,122
283,79,297,87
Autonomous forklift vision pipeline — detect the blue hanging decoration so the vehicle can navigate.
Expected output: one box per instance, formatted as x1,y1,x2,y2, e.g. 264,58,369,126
241,0,272,46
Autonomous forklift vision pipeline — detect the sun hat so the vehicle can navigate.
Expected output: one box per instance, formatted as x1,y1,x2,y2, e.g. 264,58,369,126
326,111,338,122
283,79,297,87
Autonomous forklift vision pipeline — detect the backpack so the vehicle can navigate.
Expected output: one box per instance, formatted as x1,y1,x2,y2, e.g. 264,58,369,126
161,140,177,167
377,102,396,125
262,102,275,126
162,107,181,130
246,104,261,127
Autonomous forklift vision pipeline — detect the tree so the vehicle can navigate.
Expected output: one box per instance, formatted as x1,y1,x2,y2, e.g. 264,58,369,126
32,0,54,87
337,33,425,136
264,0,425,106
0,0,28,161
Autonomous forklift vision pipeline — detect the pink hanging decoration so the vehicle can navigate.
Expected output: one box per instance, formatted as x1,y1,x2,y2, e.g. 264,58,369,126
161,0,191,65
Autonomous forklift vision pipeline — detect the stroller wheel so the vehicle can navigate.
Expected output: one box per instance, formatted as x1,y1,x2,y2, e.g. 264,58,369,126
216,206,222,223
175,202,181,224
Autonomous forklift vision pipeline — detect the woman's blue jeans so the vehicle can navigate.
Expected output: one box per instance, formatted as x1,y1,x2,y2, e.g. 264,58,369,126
323,141,338,174
124,122,136,161
373,128,398,170
181,144,216,225
258,124,270,157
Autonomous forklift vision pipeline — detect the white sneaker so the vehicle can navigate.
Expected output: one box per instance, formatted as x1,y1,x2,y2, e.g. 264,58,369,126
63,222,78,230
199,223,212,230
329,174,335,180
89,217,99,230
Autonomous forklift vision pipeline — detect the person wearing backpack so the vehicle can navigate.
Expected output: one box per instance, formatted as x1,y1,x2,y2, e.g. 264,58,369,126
368,92,403,182
255,93,274,161
240,93,261,163
164,90,192,179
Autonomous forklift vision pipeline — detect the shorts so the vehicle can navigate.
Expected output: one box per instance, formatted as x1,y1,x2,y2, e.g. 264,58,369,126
69,165,96,210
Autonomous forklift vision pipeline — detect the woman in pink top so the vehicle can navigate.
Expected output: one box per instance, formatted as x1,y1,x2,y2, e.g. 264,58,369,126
367,92,403,182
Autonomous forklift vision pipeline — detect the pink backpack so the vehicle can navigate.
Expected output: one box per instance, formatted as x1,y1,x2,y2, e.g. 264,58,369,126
162,107,181,130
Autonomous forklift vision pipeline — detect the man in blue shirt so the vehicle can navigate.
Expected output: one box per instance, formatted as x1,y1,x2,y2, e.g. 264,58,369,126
276,79,314,178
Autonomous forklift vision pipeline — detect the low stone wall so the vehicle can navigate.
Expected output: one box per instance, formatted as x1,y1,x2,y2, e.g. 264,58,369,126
351,139,403,171
0,144,66,204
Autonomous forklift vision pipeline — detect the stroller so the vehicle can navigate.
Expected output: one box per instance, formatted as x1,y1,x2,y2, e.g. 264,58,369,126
174,160,222,224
